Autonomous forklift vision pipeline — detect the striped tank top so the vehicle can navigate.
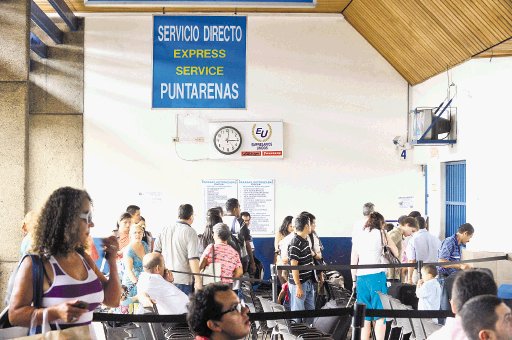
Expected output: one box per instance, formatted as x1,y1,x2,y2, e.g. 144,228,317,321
42,254,104,328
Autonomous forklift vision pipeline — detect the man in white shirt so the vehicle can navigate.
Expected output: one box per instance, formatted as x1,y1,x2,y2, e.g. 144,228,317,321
406,216,442,284
427,269,497,340
459,295,512,340
137,252,189,315
154,204,202,295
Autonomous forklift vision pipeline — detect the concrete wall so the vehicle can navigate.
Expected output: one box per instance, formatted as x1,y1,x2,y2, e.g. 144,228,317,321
28,115,84,210
0,0,30,307
27,19,84,210
0,8,84,305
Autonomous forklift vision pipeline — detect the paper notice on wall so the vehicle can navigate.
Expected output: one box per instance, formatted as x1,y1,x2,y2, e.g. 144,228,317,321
238,179,275,235
202,179,238,211
132,191,169,235
398,196,414,209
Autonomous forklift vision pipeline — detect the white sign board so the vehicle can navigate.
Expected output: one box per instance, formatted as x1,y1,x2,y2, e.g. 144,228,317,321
202,179,275,235
202,179,238,211
238,179,275,235
398,196,414,209
209,121,284,159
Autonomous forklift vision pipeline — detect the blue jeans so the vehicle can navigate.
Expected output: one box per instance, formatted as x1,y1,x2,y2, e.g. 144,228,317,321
289,279,315,325
175,284,193,296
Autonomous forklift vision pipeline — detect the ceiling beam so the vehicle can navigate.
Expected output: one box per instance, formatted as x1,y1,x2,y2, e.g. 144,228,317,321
47,0,79,31
30,32,48,58
31,1,63,44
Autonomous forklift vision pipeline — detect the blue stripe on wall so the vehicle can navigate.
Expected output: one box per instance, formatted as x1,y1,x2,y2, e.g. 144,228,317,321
95,236,354,288
253,237,353,288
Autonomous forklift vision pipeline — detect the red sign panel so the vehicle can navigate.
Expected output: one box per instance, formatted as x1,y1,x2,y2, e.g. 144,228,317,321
262,151,283,156
241,151,261,156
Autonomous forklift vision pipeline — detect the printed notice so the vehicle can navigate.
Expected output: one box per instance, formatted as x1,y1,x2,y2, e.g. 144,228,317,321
202,179,238,212
238,179,275,235
398,196,414,209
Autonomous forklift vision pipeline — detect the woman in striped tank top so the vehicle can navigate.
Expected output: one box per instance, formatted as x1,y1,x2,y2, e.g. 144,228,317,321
9,187,122,330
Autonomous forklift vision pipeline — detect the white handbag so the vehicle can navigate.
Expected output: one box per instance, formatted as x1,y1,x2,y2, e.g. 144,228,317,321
201,245,222,285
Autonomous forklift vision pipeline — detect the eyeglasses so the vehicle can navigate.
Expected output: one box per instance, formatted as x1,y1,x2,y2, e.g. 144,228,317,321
218,300,246,318
79,211,93,224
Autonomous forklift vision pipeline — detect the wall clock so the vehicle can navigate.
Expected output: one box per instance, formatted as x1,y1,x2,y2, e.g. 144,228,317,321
213,126,242,155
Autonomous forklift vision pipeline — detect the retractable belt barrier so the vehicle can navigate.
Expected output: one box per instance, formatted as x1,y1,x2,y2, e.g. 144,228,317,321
169,255,508,280
169,269,272,284
91,254,507,336
276,254,509,271
91,308,454,323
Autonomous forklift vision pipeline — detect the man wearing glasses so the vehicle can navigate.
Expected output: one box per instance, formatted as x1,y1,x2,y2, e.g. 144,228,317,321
187,283,251,340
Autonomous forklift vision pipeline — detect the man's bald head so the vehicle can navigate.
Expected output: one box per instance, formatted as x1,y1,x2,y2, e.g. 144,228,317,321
143,252,164,274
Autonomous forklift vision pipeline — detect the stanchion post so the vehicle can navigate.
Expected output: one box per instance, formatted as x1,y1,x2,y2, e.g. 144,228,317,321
417,260,424,280
271,264,278,303
352,303,366,340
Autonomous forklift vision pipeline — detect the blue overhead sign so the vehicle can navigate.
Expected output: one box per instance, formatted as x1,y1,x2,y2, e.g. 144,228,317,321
152,16,246,109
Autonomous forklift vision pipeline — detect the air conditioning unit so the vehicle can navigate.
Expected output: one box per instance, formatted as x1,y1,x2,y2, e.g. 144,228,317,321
409,104,457,145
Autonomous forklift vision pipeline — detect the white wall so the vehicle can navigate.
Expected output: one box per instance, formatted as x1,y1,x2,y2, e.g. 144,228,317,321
84,14,422,237
411,57,512,252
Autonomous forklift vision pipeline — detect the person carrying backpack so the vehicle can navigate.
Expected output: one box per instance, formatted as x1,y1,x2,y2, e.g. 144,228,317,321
223,199,255,276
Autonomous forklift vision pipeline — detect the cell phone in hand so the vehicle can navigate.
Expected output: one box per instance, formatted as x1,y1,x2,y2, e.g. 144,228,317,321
73,301,89,309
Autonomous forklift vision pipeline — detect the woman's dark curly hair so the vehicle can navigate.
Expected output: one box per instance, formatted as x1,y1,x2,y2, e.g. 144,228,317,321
187,283,231,337
31,187,92,257
201,209,223,250
279,216,293,237
365,211,385,231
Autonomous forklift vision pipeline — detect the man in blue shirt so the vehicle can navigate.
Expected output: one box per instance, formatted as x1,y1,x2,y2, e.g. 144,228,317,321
437,223,474,276
437,223,475,322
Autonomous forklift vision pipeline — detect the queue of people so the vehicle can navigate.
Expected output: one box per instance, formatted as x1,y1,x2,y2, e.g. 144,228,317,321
10,187,507,340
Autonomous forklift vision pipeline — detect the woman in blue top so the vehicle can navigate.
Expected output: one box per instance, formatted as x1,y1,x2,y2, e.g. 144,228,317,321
122,223,150,298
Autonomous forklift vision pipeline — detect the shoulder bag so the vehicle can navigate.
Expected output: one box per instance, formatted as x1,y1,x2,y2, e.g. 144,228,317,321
379,230,401,277
0,254,45,337
201,245,222,285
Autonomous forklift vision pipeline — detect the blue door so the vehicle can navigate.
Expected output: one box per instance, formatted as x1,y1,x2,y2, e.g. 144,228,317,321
445,161,466,237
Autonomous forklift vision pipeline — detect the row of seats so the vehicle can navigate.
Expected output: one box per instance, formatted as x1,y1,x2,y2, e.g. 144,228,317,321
101,302,194,339
240,281,336,340
378,292,442,340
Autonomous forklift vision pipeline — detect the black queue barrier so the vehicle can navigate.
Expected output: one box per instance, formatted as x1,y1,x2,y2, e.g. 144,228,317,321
273,254,509,302
91,254,507,340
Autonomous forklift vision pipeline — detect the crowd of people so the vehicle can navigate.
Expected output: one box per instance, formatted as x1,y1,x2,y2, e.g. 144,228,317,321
6,187,511,340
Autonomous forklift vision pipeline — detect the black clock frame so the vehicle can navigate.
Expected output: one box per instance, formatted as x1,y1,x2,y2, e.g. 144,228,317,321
213,126,243,155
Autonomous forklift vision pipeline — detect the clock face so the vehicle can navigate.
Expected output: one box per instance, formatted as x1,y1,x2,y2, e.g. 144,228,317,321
213,126,242,155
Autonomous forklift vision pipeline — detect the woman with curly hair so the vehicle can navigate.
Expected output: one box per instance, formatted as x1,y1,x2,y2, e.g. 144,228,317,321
198,208,224,256
9,187,121,330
